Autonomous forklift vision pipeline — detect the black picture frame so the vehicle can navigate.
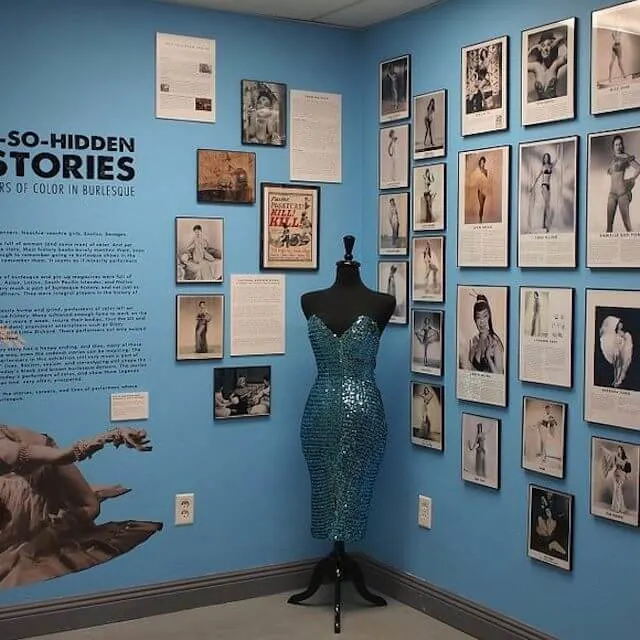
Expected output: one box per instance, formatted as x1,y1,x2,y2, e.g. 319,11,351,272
413,88,447,160
412,162,446,233
175,216,224,284
411,308,444,377
461,412,501,490
410,381,444,451
240,79,287,147
196,148,256,205
379,54,411,123
213,365,271,421
411,235,445,304
377,261,409,325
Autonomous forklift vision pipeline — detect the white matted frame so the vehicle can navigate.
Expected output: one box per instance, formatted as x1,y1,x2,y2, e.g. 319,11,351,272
176,294,224,361
461,413,500,489
410,381,444,451
522,396,567,479
411,309,444,376
378,261,408,325
380,54,411,123
379,192,409,256
413,89,447,160
411,236,444,303
379,124,410,190
413,163,446,232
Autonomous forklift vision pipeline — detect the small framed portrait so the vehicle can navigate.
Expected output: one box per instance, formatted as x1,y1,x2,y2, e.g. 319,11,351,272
411,309,444,376
521,17,575,126
176,294,224,361
461,413,500,489
379,192,409,255
411,236,444,303
175,217,223,283
378,261,408,325
197,149,256,204
522,397,567,479
259,182,320,271
410,382,444,451
214,365,271,420
591,436,640,527
591,0,640,115
380,54,411,123
241,79,287,147
413,89,447,160
461,35,508,136
379,124,410,190
412,163,446,232
527,485,573,572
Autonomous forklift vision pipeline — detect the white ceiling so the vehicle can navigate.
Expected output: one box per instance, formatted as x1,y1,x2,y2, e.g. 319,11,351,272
153,0,443,28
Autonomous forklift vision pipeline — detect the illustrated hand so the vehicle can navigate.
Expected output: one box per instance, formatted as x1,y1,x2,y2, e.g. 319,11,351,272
114,427,152,452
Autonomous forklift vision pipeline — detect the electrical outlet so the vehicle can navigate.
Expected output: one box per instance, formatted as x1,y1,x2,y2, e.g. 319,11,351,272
175,493,195,526
418,494,432,529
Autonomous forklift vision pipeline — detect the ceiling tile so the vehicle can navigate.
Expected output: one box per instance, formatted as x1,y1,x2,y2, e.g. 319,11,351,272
315,0,441,28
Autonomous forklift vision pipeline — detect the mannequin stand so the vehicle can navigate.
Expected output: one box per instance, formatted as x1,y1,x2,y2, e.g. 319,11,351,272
288,541,386,633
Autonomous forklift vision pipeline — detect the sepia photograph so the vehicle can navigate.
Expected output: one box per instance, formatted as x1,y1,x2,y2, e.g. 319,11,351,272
176,294,224,361
379,192,409,255
197,149,256,204
462,413,500,489
378,261,408,325
175,217,223,283
591,436,640,527
413,163,446,232
241,79,287,146
379,124,410,190
410,382,444,451
380,54,410,123
413,89,447,160
411,309,444,376
214,365,271,420
522,397,566,479
412,236,444,303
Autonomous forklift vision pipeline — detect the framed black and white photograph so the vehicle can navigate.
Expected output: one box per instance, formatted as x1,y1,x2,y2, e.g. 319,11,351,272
241,79,287,146
175,217,223,283
410,382,444,451
591,1,640,115
411,309,444,376
214,365,271,420
522,397,567,479
458,145,510,268
413,89,446,160
378,261,408,325
197,149,256,204
412,236,444,303
379,192,409,255
587,127,640,268
457,285,508,407
522,18,575,126
380,54,410,123
527,485,573,572
461,35,508,136
413,163,446,232
379,124,410,190
518,136,578,268
519,287,574,388
585,289,640,430
591,436,640,527
462,413,500,489
176,294,224,361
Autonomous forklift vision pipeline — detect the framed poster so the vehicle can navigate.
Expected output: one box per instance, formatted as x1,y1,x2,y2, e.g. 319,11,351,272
518,136,578,268
379,124,409,190
380,54,411,123
413,89,447,160
519,286,574,388
410,382,444,451
456,285,508,407
175,217,223,283
197,149,256,204
462,413,500,489
522,397,567,479
241,79,287,146
458,145,510,268
378,261,408,325
413,163,446,232
521,18,575,126
176,294,224,361
379,192,409,256
214,365,271,420
411,236,444,303
461,35,508,136
585,289,640,430
411,309,444,376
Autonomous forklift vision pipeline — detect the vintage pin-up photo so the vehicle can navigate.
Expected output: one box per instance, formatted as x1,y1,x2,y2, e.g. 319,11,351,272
380,54,410,123
379,192,409,255
411,309,443,377
462,413,500,489
410,382,444,451
413,163,445,232
175,217,223,283
412,236,444,303
241,79,287,146
176,294,224,360
522,397,566,479
379,124,409,190
378,261,408,325
413,89,446,160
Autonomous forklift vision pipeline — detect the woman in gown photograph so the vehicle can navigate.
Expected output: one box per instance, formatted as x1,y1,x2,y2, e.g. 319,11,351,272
177,223,222,282
599,315,634,388
605,134,640,233
467,422,487,478
387,129,399,183
529,152,558,232
527,30,567,101
194,299,212,354
599,444,633,514
461,294,505,374
424,98,436,148
422,167,436,224
388,197,400,247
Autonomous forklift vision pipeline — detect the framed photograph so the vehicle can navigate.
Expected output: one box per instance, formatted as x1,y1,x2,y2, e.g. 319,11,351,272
411,309,444,376
456,285,508,407
176,294,224,361
591,1,640,115
522,397,567,479
413,89,446,160
527,485,573,572
241,79,287,146
462,413,500,489
380,54,410,123
259,182,319,271
378,261,408,325
587,127,640,268
522,18,575,126
461,35,508,136
413,163,446,232
214,365,271,420
458,145,510,268
379,124,409,190
591,436,640,527
197,149,256,204
518,136,578,268
519,287,574,388
410,382,444,451
379,192,409,255
175,217,223,283
411,236,444,303
585,289,640,430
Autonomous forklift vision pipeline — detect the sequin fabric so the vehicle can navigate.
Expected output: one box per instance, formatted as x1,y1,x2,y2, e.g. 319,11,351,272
300,314,387,543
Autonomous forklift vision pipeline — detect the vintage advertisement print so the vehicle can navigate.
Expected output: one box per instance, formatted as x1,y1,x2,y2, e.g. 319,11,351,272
522,397,566,479
413,89,447,160
379,192,409,256
413,163,446,232
462,413,500,489
380,54,411,123
410,382,444,451
378,261,408,325
411,309,444,376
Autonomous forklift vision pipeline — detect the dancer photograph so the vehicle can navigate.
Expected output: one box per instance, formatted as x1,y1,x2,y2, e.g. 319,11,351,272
176,294,224,360
413,89,446,159
241,80,287,147
175,217,223,283
523,289,550,338
411,310,443,376
379,124,409,190
410,383,443,451
411,236,444,303
379,54,410,122
461,413,500,489
413,163,445,231
461,147,506,225
378,192,408,255
522,397,566,479
377,261,408,325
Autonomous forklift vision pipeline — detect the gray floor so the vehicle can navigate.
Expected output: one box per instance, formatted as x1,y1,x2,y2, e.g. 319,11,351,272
25,587,476,640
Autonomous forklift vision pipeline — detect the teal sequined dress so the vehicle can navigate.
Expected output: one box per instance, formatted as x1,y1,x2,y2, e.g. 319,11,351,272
300,314,387,543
